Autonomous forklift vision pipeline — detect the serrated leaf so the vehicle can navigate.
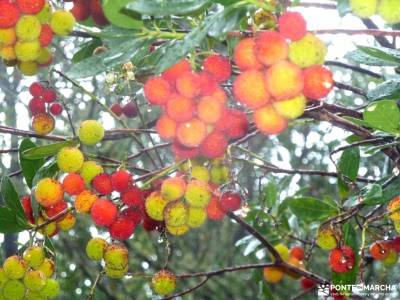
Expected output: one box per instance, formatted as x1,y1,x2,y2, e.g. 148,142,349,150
125,0,211,16
19,139,45,188
287,197,337,223
367,80,400,101
103,0,143,29
0,177,27,227
363,100,400,134
22,140,79,160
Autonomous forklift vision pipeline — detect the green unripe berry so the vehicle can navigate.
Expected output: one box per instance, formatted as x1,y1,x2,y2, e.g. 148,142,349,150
50,11,75,36
349,0,378,18
79,161,104,184
0,268,8,288
151,270,177,296
23,247,45,269
378,0,400,24
39,279,60,299
78,120,105,146
86,238,108,261
104,265,128,279
104,244,129,270
316,228,338,250
2,280,26,300
35,3,52,24
210,165,230,185
184,180,211,208
57,147,84,173
15,16,41,41
191,165,210,182
23,270,46,291
24,290,46,300
383,249,398,267
3,256,27,280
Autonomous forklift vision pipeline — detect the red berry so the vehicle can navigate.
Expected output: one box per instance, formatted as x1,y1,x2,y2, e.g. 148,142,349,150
39,24,53,47
171,140,199,160
92,173,113,195
216,109,249,140
42,89,57,103
198,72,218,96
388,237,400,252
161,59,191,84
91,199,118,227
121,186,144,208
21,195,34,224
369,241,390,260
143,212,162,232
62,173,85,196
203,55,232,82
110,103,123,117
28,97,46,115
16,0,45,14
70,0,90,21
45,201,68,218
29,82,44,97
278,11,307,41
90,0,109,26
290,246,305,261
329,246,355,273
303,65,334,100
111,170,132,193
109,216,135,240
300,277,316,290
0,2,20,28
220,192,242,212
207,195,226,221
121,207,143,226
200,131,228,159
122,102,138,118
49,103,63,116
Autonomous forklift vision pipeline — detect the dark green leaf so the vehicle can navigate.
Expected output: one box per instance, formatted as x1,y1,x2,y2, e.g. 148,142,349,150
207,5,247,39
0,207,28,233
287,197,337,223
0,177,27,227
362,184,383,205
367,80,400,101
363,100,400,134
338,147,360,181
103,0,143,29
72,39,102,63
19,139,45,188
262,182,277,209
345,49,400,66
357,45,400,64
22,140,79,160
382,177,400,202
125,0,211,16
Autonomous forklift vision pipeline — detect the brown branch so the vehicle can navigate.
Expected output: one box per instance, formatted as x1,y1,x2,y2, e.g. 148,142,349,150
34,207,75,231
0,148,19,154
325,61,383,79
334,82,367,98
161,277,210,300
127,143,171,161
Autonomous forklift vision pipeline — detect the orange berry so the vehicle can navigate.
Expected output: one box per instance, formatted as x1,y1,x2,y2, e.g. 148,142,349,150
198,72,218,96
31,113,55,135
205,86,227,105
254,105,288,135
176,118,207,148
290,246,305,261
171,140,199,159
144,76,172,105
207,195,225,220
265,60,303,101
278,11,307,41
233,38,263,70
57,212,76,231
215,109,249,139
35,178,64,208
161,59,191,83
91,198,118,227
75,190,98,213
233,70,270,109
370,241,390,260
263,266,284,283
166,94,195,122
255,31,288,66
197,96,224,124
388,196,400,220
156,115,177,140
176,71,202,98
303,65,334,100
203,54,231,82
62,173,85,195
200,131,228,159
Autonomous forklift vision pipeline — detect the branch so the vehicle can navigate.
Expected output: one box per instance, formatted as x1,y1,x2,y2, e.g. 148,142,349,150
161,277,209,300
334,82,367,98
325,61,383,79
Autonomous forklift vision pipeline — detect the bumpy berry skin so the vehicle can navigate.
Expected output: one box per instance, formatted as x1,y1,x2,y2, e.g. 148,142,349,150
41,89,57,103
31,113,55,135
57,212,76,231
233,38,263,70
152,270,177,296
39,23,53,47
329,246,355,273
121,186,143,208
40,278,60,298
202,55,231,82
104,265,128,279
290,246,305,261
50,10,76,36
28,97,46,115
80,161,104,184
91,199,118,227
29,82,44,97
377,0,400,24
2,279,26,300
75,190,97,213
187,206,207,228
289,33,327,68
278,12,307,41
198,71,218,95
49,103,63,116
23,246,45,268
160,177,186,201
62,173,84,195
86,237,108,261
176,118,207,148
216,109,248,140
191,165,210,182
303,65,334,100
110,103,123,116
197,95,224,124
57,147,84,173
15,41,41,62
254,105,288,135
0,2,20,29
92,173,113,195
104,244,129,270
121,207,143,226
263,267,284,283
164,201,189,227
109,216,135,240
255,31,288,66
111,170,132,192
161,59,191,83
369,241,390,260
233,70,270,109
273,94,306,119
176,72,202,98
122,101,138,118
207,195,226,220
156,115,177,140
15,15,41,41
17,0,45,15
166,224,189,235
144,77,171,105
35,258,54,278
145,191,169,221
171,140,200,159
166,95,195,123
349,0,378,18
185,180,212,208
200,131,228,159
35,178,64,208
3,255,28,279
23,270,46,291
0,28,17,46
78,120,104,145
316,228,338,250
388,196,400,220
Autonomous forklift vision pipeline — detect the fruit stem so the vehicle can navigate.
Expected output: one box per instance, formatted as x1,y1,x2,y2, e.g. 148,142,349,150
142,160,186,187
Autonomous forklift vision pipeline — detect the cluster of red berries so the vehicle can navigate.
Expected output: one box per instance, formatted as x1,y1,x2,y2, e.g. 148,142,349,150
70,0,109,26
0,0,75,75
233,11,334,135
28,82,63,135
144,56,249,160
110,101,138,118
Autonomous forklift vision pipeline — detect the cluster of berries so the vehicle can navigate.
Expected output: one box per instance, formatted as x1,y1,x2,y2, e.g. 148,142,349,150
233,11,334,135
0,247,59,300
349,0,400,24
144,56,249,160
28,82,62,136
0,0,75,75
368,238,400,266
70,0,109,26
110,101,138,119
86,238,129,278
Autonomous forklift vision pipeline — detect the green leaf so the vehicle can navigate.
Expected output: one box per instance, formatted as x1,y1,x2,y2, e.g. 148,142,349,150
363,100,400,134
19,139,45,189
345,50,400,66
72,39,102,63
67,37,149,78
332,223,359,287
207,5,247,39
103,0,143,29
22,139,79,160
338,147,360,181
357,45,400,64
262,182,277,208
287,197,337,223
0,177,27,227
336,0,351,16
125,0,211,16
362,184,383,205
367,80,400,101
382,177,400,202
0,207,28,234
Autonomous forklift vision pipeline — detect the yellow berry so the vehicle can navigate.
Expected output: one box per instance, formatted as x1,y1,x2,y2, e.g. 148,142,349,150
31,113,55,135
36,48,52,65
15,41,41,62
15,16,41,41
151,270,177,296
160,177,186,201
50,10,75,36
57,212,76,231
18,61,39,76
164,201,189,227
145,191,169,221
39,278,60,298
35,178,64,208
3,256,27,280
79,161,103,184
23,270,46,291
24,290,45,300
316,228,338,250
103,244,129,270
0,28,16,46
289,33,327,68
78,120,104,146
186,206,207,228
57,147,84,173
378,0,400,24
23,247,45,269
273,94,306,119
104,265,128,279
166,224,190,236
34,259,54,278
184,180,211,208
86,238,108,261
2,280,26,300
191,165,210,182
210,165,230,185
274,244,290,261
